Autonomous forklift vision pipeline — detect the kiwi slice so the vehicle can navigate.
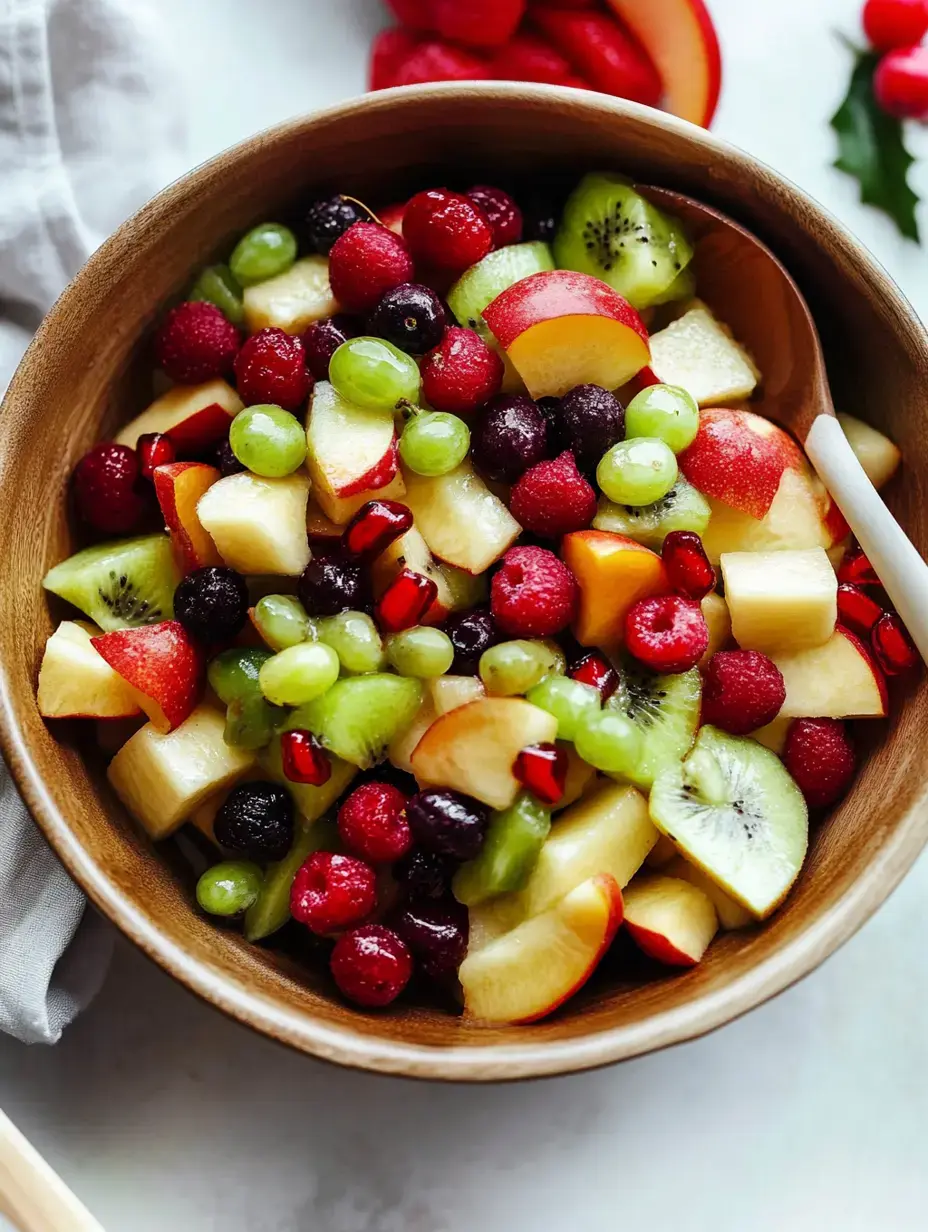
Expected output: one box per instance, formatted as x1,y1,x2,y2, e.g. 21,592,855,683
554,173,694,310
593,478,711,550
649,726,808,919
291,674,423,769
244,815,338,942
605,665,700,790
43,533,179,631
447,241,555,340
452,792,551,907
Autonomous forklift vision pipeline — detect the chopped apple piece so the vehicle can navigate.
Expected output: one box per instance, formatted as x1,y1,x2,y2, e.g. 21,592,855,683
116,380,243,451
460,874,623,1023
196,471,311,575
721,547,837,654
555,744,598,812
623,873,718,965
372,526,453,624
664,855,754,930
649,301,760,405
701,470,838,563
700,591,731,664
243,256,337,334
91,620,203,733
402,459,521,575
561,530,668,647
838,413,901,490
107,705,257,839
773,627,888,719
306,497,344,543
154,461,223,573
38,621,142,719
428,674,485,716
751,714,792,755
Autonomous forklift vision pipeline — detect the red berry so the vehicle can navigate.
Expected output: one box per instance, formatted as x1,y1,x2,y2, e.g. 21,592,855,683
338,781,413,864
233,327,312,410
431,0,526,48
344,499,413,562
838,547,880,587
872,611,919,674
372,35,491,90
420,326,504,414
626,595,709,675
874,44,928,118
863,0,928,51
532,9,662,105
136,432,176,480
290,851,377,935
570,652,619,700
701,650,787,736
513,742,568,806
661,531,716,601
509,450,596,537
784,718,857,810
385,0,432,28
330,924,413,1008
329,222,414,315
403,189,494,273
73,443,145,534
155,301,240,385
836,583,884,636
466,185,523,248
280,729,331,786
491,545,578,637
489,32,590,88
376,567,438,632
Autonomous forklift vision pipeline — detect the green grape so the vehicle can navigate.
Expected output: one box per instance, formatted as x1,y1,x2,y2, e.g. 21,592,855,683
188,263,245,326
399,411,470,477
253,594,315,651
479,640,563,697
526,676,602,743
229,405,307,477
386,626,454,677
208,647,273,704
316,611,386,675
329,337,421,411
597,437,678,506
229,222,297,286
625,384,699,454
196,861,263,917
575,710,642,776
453,793,551,906
258,642,340,707
224,692,284,750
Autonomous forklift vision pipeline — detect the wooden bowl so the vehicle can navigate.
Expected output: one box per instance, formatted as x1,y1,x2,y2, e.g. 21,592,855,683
2,85,926,1081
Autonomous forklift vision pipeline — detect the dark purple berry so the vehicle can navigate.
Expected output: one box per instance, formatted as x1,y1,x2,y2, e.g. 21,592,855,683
471,394,549,482
466,186,523,247
444,607,502,675
537,396,568,455
394,848,456,899
174,565,249,641
214,782,294,861
304,195,366,255
212,436,246,477
521,192,557,243
298,549,370,616
392,896,469,980
407,789,489,860
302,315,357,381
367,283,446,355
559,384,625,473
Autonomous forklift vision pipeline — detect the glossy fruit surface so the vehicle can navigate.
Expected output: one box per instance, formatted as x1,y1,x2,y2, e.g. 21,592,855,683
155,301,241,384
872,611,919,674
329,336,421,411
392,897,469,980
230,222,298,286
420,326,504,414
874,44,928,119
784,718,856,809
233,328,311,411
479,639,562,696
445,607,502,674
661,530,716,600
252,594,315,651
471,394,549,482
229,405,307,477
280,729,332,785
598,438,679,506
214,782,294,861
399,411,471,476
258,641,340,707
491,545,578,638
329,222,416,314
304,195,367,255
575,709,642,775
188,263,245,327
73,443,145,534
836,583,884,636
407,788,489,860
509,450,597,536
569,651,619,700
207,646,273,704
387,626,455,677
290,851,378,934
303,316,357,380
137,432,175,480
525,675,601,742
316,610,386,675
299,550,370,616
559,383,625,473
625,595,709,675
403,188,494,272
701,650,787,735
376,568,438,633
863,0,928,52
625,384,700,454
329,925,413,1007
174,565,249,641
367,283,447,354
467,185,523,247
338,781,412,864
344,499,414,562
513,742,568,806
196,861,263,918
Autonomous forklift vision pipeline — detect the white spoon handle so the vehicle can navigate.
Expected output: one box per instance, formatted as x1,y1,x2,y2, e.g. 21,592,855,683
0,1111,103,1232
805,414,928,664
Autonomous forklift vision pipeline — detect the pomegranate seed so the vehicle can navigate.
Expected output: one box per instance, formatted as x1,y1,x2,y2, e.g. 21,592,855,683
661,530,716,601
376,567,437,632
280,729,332,785
836,584,884,636
570,652,619,700
137,432,176,480
871,612,919,675
513,742,568,806
838,547,881,587
344,499,413,562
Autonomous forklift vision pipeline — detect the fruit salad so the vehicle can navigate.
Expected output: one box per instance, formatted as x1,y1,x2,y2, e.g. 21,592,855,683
37,174,917,1024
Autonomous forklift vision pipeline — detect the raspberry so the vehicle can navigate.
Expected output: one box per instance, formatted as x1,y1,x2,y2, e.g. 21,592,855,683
701,650,787,735
329,924,413,1008
532,9,662,105
233,327,312,410
625,595,709,675
338,782,413,864
491,545,578,637
420,326,504,414
371,33,491,90
509,450,596,537
403,189,494,274
431,0,526,49
290,851,377,936
489,32,590,88
466,185,523,248
72,443,145,534
784,718,857,810
155,301,240,384
329,222,415,314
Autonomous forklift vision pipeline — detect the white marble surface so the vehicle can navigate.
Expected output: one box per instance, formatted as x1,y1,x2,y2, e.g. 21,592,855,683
4,1,928,1228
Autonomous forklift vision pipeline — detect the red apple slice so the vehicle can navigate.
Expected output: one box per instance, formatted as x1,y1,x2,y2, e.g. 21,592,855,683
561,529,668,647
154,461,223,573
773,626,888,719
92,620,204,733
623,873,718,965
38,621,142,719
460,873,623,1023
483,270,649,399
116,380,243,452
701,467,838,564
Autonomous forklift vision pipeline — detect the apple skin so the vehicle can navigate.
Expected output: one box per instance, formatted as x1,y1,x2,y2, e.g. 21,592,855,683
37,621,142,720
484,269,647,351
773,625,888,720
153,462,223,573
92,620,204,733
116,380,243,452
562,529,668,647
623,873,719,966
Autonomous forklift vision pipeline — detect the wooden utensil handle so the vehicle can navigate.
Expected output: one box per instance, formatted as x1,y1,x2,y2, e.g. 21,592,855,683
805,414,928,664
0,1111,103,1232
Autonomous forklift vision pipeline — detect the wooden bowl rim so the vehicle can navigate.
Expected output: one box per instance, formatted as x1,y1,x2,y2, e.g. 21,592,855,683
3,83,927,1081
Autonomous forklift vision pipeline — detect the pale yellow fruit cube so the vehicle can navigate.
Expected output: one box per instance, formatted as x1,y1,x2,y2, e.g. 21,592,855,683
243,256,337,334
648,300,760,406
197,471,311,576
837,413,901,490
720,547,837,654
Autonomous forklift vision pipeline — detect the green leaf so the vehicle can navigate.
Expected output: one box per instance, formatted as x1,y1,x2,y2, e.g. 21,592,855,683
831,46,921,243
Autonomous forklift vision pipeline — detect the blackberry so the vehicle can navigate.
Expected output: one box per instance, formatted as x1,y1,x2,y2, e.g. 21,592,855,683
174,565,249,641
367,283,446,355
214,782,294,862
304,195,366,255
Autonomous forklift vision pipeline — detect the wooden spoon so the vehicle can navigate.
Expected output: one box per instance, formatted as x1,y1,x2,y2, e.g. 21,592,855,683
0,1111,103,1232
642,185,928,664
